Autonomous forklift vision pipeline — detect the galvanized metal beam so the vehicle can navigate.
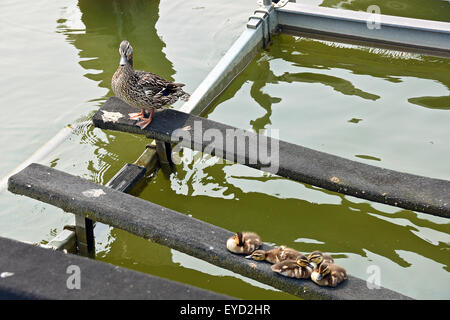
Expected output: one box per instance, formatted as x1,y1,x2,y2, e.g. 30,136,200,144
276,2,450,57
93,98,450,219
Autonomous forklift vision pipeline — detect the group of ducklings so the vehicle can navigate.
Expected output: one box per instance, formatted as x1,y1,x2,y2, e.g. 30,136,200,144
226,232,347,287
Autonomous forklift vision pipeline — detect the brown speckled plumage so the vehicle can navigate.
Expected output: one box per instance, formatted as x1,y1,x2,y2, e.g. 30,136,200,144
111,40,189,117
246,246,303,264
271,256,313,279
311,263,347,287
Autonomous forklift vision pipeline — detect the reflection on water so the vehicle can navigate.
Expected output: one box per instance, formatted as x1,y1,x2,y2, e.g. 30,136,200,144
209,35,450,132
58,0,175,91
355,154,382,162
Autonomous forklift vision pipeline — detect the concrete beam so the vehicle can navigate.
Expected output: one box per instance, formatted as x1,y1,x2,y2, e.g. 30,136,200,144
0,236,231,300
8,163,411,300
93,97,450,218
178,14,270,115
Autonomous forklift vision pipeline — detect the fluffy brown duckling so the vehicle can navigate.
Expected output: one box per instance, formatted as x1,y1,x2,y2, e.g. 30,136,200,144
226,232,262,255
307,250,334,269
311,262,347,287
271,255,315,279
245,246,303,264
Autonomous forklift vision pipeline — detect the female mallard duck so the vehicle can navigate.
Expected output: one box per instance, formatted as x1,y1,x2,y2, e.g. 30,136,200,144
245,246,303,264
271,255,315,279
310,263,347,287
111,40,189,129
226,232,261,255
307,250,334,269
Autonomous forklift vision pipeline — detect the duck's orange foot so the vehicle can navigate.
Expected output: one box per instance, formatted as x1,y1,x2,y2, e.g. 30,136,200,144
136,118,152,129
135,108,154,129
128,109,146,120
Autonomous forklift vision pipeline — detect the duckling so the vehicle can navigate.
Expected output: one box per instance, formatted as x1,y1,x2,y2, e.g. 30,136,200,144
245,246,303,264
311,262,347,287
111,40,189,129
271,255,315,279
226,232,262,255
307,250,334,269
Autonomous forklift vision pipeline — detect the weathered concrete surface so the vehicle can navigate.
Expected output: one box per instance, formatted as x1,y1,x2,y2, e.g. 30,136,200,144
92,97,450,219
0,236,232,300
8,164,412,300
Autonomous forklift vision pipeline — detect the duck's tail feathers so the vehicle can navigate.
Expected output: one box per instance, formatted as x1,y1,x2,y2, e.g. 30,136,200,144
179,91,190,102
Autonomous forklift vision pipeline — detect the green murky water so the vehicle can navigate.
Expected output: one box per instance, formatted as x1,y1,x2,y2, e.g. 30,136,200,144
0,0,449,299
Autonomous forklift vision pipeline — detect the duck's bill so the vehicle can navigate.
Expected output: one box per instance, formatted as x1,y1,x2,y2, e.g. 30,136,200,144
316,274,323,281
308,263,316,269
120,55,127,66
245,254,253,259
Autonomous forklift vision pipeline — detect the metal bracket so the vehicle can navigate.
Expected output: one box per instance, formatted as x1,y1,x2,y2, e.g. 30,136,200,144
247,8,273,48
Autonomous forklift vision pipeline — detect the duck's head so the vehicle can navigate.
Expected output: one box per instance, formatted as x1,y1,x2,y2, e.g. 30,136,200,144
245,250,266,260
315,263,331,281
297,255,316,269
119,40,133,67
308,251,324,266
